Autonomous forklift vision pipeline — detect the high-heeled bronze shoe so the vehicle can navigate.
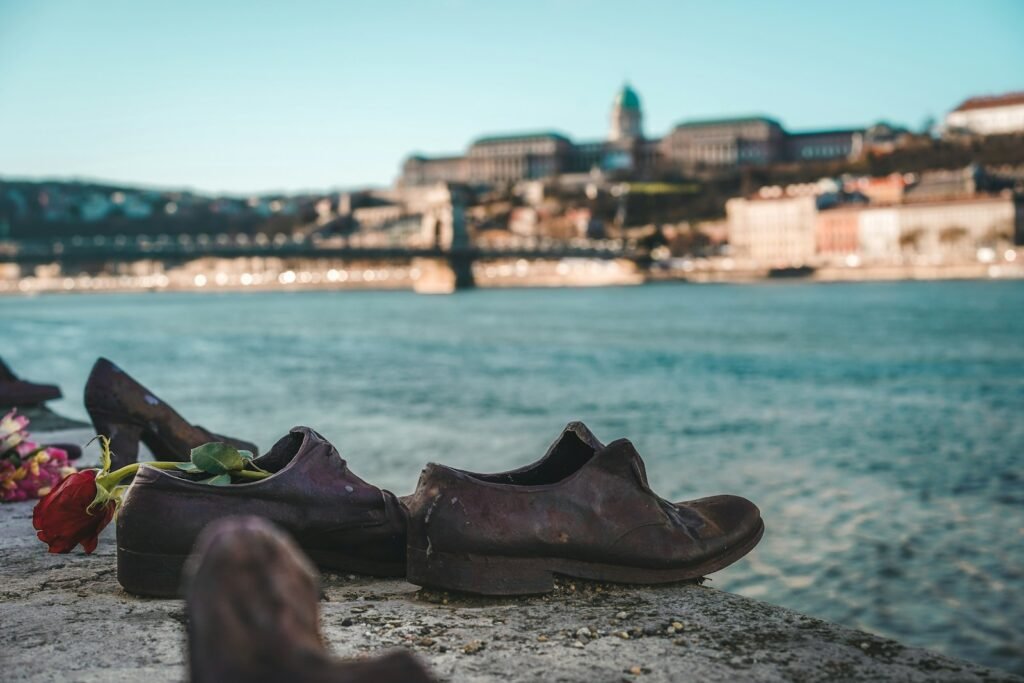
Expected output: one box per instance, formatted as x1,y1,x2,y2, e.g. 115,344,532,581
84,357,258,469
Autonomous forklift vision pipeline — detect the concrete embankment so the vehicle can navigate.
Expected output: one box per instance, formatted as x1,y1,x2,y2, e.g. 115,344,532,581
652,260,1024,284
1,429,1019,682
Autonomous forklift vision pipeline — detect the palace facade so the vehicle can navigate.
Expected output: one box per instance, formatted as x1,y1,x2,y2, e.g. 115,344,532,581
399,85,876,187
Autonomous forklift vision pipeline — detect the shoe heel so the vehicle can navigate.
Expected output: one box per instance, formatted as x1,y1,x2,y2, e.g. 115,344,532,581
406,546,555,595
90,415,142,468
117,545,187,598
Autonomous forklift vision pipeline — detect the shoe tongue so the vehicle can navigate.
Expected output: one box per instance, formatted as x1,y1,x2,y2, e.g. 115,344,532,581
558,421,605,452
597,438,651,489
252,427,356,480
252,430,306,473
536,422,605,481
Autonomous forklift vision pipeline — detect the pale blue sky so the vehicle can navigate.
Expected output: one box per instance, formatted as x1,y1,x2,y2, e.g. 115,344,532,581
1,0,1022,194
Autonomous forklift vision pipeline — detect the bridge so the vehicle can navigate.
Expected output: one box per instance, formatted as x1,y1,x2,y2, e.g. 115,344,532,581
1,186,648,293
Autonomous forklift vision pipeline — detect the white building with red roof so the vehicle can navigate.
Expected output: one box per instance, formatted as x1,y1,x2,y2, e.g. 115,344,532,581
946,91,1024,136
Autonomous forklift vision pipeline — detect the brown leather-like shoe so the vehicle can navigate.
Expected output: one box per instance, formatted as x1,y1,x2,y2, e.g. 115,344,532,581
186,516,435,683
405,421,764,595
84,357,258,468
117,427,407,597
0,357,62,407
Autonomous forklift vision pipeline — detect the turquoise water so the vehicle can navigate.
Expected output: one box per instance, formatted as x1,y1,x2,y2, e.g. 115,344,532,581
3,281,1023,674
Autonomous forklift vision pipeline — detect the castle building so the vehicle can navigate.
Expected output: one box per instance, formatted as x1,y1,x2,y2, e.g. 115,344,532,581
398,85,869,187
661,116,785,167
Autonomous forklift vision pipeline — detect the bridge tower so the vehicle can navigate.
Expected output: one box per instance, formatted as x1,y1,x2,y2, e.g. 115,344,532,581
413,184,475,294
419,184,469,250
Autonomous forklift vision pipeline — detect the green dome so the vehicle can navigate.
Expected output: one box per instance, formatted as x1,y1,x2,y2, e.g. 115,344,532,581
616,84,641,110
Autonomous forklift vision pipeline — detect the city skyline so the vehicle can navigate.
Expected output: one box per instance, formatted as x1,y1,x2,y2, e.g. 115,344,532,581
1,0,1023,194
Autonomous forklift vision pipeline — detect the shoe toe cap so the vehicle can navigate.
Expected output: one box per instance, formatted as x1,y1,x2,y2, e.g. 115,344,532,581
688,494,762,545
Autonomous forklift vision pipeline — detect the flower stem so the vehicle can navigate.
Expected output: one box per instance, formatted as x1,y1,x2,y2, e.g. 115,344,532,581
98,460,270,489
96,461,183,490
234,469,269,480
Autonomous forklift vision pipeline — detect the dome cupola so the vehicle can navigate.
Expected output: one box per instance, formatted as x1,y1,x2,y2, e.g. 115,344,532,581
616,84,641,111
609,82,643,142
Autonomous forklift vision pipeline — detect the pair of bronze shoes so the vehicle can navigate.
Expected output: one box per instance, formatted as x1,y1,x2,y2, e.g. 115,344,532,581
86,358,764,598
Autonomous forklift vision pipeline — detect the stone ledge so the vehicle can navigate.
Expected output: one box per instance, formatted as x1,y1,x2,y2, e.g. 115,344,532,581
10,405,89,433
1,430,1020,682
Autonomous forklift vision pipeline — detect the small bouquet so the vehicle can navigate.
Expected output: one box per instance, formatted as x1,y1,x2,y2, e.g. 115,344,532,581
0,409,77,503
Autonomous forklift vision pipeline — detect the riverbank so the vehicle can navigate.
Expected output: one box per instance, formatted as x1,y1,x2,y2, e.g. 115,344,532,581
1,426,1020,682
3,257,1023,296
651,259,1024,284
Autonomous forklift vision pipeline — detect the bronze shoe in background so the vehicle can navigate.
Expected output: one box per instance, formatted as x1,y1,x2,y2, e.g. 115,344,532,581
0,357,63,408
117,426,407,597
185,516,435,683
405,421,764,595
84,357,258,468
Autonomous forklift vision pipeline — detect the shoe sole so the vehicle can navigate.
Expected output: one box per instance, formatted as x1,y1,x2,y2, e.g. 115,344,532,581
117,545,407,598
406,519,765,596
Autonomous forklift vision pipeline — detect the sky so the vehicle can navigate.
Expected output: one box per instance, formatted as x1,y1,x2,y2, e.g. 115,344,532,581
1,0,1022,195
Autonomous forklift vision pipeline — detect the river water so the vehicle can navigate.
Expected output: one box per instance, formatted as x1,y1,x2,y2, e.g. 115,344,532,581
3,280,1022,673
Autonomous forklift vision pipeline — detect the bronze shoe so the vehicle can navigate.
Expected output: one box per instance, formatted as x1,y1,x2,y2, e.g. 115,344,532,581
186,516,434,683
117,427,407,597
84,357,258,468
405,421,764,595
0,357,62,407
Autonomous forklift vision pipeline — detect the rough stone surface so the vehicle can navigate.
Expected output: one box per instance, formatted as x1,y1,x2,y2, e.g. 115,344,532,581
2,430,1020,682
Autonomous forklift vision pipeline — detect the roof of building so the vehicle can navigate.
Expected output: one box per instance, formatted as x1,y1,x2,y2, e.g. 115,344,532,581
673,115,781,130
952,91,1024,112
405,154,464,163
615,83,641,110
787,128,864,139
472,131,571,146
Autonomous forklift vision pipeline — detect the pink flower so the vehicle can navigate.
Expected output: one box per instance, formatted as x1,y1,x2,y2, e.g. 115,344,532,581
0,409,31,454
16,440,40,457
47,446,69,461
0,409,29,433
0,414,77,503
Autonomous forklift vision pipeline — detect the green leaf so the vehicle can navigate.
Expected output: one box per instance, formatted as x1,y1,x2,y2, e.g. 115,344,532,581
238,450,254,461
199,473,232,486
190,442,245,475
176,462,201,472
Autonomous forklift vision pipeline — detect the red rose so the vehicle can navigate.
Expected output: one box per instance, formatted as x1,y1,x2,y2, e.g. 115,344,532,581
32,469,116,553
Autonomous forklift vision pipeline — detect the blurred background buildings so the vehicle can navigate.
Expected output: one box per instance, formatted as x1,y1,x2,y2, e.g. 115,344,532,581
2,83,1022,294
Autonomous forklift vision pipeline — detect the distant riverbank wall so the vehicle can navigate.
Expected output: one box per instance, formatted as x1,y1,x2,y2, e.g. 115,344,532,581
2,254,1022,296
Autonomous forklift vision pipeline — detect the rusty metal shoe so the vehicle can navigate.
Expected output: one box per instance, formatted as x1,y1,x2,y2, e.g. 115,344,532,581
117,427,407,597
186,516,435,683
84,357,258,468
0,357,63,407
405,421,764,596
